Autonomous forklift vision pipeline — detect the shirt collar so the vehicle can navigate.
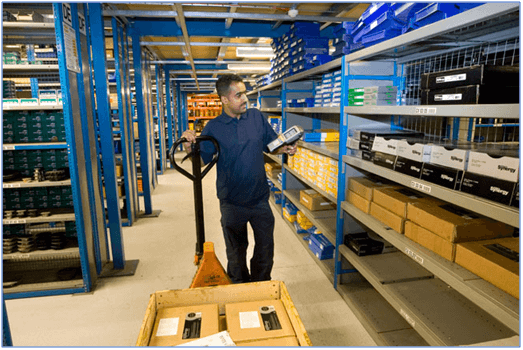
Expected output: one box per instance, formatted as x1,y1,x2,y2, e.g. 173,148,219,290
217,111,245,124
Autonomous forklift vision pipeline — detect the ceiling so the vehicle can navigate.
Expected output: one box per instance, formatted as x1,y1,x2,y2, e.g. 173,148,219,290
101,2,370,91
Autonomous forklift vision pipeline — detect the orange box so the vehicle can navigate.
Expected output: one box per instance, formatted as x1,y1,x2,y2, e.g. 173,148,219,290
370,202,405,234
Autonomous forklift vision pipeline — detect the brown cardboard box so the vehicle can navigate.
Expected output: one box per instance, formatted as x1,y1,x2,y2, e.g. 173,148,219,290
225,300,295,343
405,221,456,261
149,304,220,346
347,190,371,214
455,238,519,299
373,187,437,218
347,177,398,201
407,201,514,243
133,121,139,139
299,189,336,211
265,162,282,174
370,202,405,234
236,336,300,346
115,164,124,177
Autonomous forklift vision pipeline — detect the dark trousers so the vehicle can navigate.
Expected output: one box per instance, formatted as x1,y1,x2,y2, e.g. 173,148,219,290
219,199,275,283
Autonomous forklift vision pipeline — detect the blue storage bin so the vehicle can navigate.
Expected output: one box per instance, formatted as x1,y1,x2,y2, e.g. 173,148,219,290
296,38,329,49
414,3,460,23
350,41,366,53
360,2,390,24
456,3,484,12
333,21,355,36
334,40,351,50
357,10,405,43
289,21,320,35
351,20,366,36
361,28,402,46
393,3,426,23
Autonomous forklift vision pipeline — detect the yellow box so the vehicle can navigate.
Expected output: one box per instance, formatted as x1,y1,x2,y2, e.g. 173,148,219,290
136,281,312,346
283,207,296,223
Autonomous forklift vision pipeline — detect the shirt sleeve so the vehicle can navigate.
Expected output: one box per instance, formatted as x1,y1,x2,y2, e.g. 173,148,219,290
199,123,217,165
262,111,279,152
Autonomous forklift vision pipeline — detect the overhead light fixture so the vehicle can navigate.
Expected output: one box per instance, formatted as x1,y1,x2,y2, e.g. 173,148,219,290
236,47,275,58
227,63,271,71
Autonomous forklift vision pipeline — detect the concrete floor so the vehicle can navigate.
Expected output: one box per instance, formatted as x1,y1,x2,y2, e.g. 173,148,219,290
5,154,376,347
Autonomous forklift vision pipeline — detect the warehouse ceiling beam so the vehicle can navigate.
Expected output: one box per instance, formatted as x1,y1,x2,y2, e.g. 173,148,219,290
103,10,348,23
128,19,290,38
213,38,230,79
225,5,237,29
272,3,298,30
173,3,199,90
140,41,272,47
320,4,359,30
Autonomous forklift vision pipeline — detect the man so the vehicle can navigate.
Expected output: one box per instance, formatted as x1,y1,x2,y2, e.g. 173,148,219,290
182,74,296,283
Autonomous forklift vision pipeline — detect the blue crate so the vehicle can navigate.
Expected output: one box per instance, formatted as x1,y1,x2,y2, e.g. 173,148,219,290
334,40,351,50
351,20,366,36
414,3,460,23
311,54,332,66
290,21,320,33
333,21,355,36
296,37,329,49
296,47,329,55
284,201,298,215
361,28,402,46
356,10,405,43
360,2,390,24
350,41,366,53
456,3,484,12
393,3,427,23
332,46,352,57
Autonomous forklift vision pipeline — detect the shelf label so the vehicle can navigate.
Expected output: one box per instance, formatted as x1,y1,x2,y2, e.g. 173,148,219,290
4,183,21,188
415,107,437,115
3,145,15,150
411,181,431,193
4,219,27,224
19,254,31,259
78,13,86,35
400,309,415,328
63,21,80,73
405,248,424,265
62,3,73,26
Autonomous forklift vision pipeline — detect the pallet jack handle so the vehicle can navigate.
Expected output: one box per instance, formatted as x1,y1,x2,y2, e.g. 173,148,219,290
170,135,220,264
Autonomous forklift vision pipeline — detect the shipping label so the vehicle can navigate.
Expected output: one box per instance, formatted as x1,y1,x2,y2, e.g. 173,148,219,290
436,73,466,83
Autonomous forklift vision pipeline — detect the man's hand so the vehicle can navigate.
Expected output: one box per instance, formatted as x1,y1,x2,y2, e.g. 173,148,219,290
279,143,297,156
182,130,197,152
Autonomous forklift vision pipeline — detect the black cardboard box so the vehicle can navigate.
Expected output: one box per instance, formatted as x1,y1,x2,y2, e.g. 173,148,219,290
421,85,519,105
344,232,385,256
420,65,519,90
394,156,424,178
372,151,397,170
421,162,463,190
460,171,516,206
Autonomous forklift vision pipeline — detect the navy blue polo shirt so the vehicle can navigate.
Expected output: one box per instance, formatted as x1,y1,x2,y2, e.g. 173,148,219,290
199,108,278,207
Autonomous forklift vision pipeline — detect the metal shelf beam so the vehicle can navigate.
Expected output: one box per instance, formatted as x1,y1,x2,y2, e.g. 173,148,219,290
345,105,520,119
3,142,67,150
297,141,339,160
3,105,63,111
3,179,71,188
286,107,340,114
3,212,76,225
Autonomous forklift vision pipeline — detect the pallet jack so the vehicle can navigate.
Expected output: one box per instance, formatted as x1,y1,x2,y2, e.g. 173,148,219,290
170,135,231,288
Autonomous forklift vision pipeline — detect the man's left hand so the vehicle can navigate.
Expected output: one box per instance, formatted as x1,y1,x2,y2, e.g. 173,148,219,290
280,144,297,156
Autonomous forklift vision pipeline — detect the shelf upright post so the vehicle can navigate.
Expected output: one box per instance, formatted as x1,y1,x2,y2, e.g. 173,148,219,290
26,45,39,98
279,82,287,216
130,30,155,215
155,65,167,174
112,18,139,226
87,3,127,270
176,83,184,150
164,67,174,165
53,2,99,292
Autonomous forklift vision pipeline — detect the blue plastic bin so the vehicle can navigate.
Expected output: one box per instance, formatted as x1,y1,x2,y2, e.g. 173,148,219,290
414,3,460,23
361,28,402,46
360,2,390,24
356,10,405,43
393,3,427,23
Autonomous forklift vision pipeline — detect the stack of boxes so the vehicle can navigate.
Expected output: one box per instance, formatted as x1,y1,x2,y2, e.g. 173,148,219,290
289,146,338,198
3,80,16,98
331,22,354,58
3,110,66,143
3,51,20,65
3,149,69,178
402,3,482,34
3,186,73,211
307,232,334,260
348,85,398,107
34,46,57,59
314,70,342,107
270,22,330,83
3,10,16,22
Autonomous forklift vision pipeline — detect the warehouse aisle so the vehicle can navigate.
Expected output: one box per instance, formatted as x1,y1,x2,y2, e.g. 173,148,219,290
5,153,376,347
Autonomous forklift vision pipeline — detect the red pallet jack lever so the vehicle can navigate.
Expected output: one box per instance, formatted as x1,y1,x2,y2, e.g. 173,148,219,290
170,135,231,288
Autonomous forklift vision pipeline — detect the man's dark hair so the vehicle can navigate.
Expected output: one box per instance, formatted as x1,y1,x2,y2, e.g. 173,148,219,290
216,74,244,97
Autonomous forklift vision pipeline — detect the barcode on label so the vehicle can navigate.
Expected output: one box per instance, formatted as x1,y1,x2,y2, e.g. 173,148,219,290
411,181,431,193
405,248,424,265
414,107,437,115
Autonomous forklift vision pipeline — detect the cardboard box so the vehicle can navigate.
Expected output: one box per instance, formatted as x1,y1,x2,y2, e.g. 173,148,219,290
396,140,432,162
405,221,456,262
347,190,371,214
373,187,435,218
430,145,469,171
115,164,124,177
394,157,424,178
455,238,519,299
148,304,220,346
299,189,335,211
420,162,463,190
372,151,397,170
347,176,397,201
460,172,516,206
371,136,399,155
136,281,311,346
466,151,519,183
226,300,295,343
407,201,514,243
421,85,519,105
236,336,300,346
420,65,520,90
370,202,405,234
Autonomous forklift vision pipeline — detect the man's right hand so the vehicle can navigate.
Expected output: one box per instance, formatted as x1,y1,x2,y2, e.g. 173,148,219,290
182,130,197,152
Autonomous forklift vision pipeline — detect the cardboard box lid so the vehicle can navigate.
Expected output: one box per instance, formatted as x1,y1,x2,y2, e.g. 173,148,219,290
406,202,514,243
456,237,519,275
236,335,300,346
149,304,220,346
225,300,295,343
373,187,433,217
347,176,398,200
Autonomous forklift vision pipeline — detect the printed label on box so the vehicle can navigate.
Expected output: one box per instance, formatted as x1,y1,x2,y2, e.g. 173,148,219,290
239,311,261,329
156,318,179,337
436,73,466,84
434,93,462,101
182,312,202,339
260,306,282,331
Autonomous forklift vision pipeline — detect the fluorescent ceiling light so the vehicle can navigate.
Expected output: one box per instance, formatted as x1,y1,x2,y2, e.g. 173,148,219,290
228,63,271,71
236,47,275,58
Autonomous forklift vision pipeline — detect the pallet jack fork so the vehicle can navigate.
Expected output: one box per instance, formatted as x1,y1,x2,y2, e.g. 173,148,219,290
170,136,231,288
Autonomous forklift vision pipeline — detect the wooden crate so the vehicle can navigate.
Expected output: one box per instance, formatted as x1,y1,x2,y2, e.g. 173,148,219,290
136,281,312,346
